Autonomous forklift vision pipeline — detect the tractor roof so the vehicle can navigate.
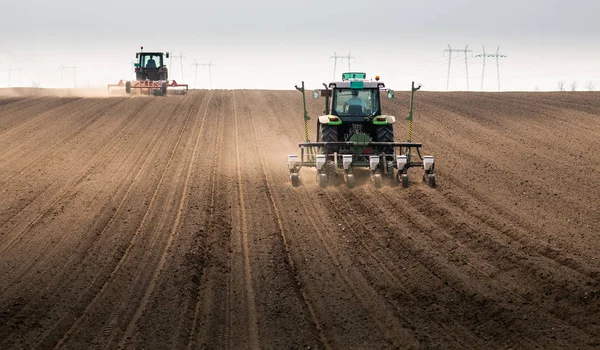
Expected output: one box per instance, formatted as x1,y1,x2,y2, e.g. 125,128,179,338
329,81,385,89
329,72,385,89
138,52,165,55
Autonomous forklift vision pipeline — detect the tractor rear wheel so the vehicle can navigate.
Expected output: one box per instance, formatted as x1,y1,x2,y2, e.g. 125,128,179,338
376,124,394,154
320,123,338,142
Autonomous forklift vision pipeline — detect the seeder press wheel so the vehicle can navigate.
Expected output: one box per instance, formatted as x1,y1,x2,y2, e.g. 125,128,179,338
318,173,328,188
290,173,300,187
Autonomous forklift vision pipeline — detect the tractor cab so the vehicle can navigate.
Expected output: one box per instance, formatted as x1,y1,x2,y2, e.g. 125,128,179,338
331,72,383,118
134,50,169,81
315,72,387,122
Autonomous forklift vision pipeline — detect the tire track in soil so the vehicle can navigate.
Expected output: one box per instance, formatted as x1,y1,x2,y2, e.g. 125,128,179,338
0,98,120,182
0,98,131,255
116,92,216,348
0,98,154,293
232,91,260,349
0,97,75,135
397,186,600,338
319,186,478,348
51,93,211,349
0,97,183,349
351,184,594,347
240,91,329,349
186,90,230,349
28,97,192,349
88,96,200,347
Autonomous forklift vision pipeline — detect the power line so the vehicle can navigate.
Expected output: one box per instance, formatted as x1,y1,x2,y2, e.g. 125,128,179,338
475,46,506,91
443,45,473,91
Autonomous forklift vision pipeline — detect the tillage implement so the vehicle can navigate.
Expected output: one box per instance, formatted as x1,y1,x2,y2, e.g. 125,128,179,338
288,73,436,188
108,46,188,96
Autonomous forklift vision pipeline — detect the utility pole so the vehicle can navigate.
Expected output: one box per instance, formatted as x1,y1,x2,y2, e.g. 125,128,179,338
8,68,21,87
475,46,506,91
171,52,186,82
443,45,473,91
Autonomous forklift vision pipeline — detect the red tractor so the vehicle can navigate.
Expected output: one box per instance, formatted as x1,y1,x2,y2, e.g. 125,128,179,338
108,47,188,96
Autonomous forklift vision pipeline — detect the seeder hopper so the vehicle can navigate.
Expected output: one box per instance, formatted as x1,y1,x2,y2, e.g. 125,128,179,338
288,73,436,188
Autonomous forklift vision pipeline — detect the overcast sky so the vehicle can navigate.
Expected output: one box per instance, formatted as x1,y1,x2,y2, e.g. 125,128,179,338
2,0,600,91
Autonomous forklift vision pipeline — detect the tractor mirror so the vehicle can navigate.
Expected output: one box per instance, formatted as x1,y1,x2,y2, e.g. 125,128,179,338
387,90,395,99
313,90,319,99
136,53,139,58
166,52,170,58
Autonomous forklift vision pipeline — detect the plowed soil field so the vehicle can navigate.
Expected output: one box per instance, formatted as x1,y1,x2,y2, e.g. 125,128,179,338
1,89,599,349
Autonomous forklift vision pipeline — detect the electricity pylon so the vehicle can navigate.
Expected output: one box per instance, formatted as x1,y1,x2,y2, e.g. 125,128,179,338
476,46,506,91
443,45,473,91
330,52,355,80
171,52,186,81
191,61,216,89
59,65,78,87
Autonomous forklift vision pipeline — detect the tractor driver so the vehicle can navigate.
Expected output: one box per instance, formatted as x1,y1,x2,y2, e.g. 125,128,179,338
345,90,367,113
146,56,157,69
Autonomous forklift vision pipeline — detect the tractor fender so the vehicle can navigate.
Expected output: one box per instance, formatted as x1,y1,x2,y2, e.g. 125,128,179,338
372,115,396,125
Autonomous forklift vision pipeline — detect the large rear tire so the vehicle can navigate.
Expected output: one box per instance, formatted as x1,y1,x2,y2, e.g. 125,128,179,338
320,123,338,155
319,124,338,142
320,123,338,142
376,124,394,155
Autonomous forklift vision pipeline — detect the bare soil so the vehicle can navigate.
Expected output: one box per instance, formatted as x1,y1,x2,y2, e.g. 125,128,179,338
0,90,599,349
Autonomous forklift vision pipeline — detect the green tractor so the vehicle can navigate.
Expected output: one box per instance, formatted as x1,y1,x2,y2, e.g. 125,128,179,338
108,47,188,96
288,73,436,188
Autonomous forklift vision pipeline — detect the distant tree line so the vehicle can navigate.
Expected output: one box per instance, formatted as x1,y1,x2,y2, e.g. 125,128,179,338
558,80,595,91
